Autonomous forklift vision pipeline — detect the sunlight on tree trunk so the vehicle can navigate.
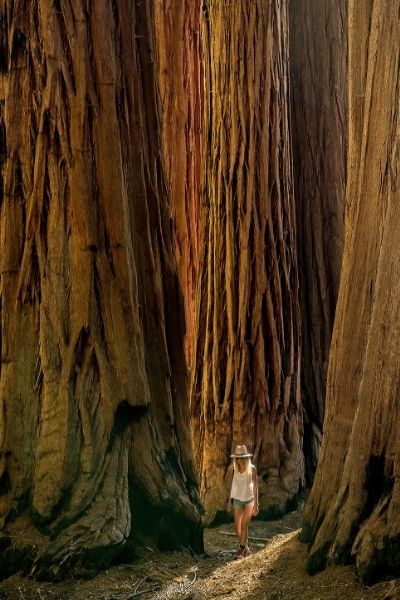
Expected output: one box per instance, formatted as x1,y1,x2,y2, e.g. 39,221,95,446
302,0,400,583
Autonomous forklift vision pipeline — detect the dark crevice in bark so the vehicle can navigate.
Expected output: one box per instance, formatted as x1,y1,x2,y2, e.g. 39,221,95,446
0,544,35,581
42,108,52,142
0,295,2,377
0,470,11,497
103,228,116,278
0,123,5,208
129,477,204,554
0,5,8,73
19,242,41,304
58,71,72,151
306,541,330,575
54,0,76,94
35,366,43,399
11,27,26,63
52,128,61,158
13,157,24,202
0,537,11,552
110,401,148,443
85,9,99,107
362,454,394,522
93,261,106,345
6,489,31,526
31,487,75,532
363,537,400,584
41,165,50,259
61,160,69,237
69,327,90,396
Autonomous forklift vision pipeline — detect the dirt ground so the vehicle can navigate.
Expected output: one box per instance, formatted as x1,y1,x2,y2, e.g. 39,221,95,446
0,512,399,600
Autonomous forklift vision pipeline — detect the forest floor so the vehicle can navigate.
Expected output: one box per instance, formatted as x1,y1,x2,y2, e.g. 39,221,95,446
0,511,399,600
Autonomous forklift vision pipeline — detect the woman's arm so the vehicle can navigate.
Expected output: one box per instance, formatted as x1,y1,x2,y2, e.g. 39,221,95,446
226,464,234,512
252,466,259,516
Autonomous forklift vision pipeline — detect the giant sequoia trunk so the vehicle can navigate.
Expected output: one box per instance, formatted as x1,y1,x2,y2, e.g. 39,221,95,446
302,0,400,583
0,0,201,580
289,1,347,482
191,0,304,523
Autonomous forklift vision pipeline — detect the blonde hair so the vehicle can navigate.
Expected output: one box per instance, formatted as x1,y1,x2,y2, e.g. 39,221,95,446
233,456,253,474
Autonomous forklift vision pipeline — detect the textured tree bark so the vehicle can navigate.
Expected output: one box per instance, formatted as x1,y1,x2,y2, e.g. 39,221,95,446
302,0,400,583
153,0,203,366
191,0,304,524
0,0,201,580
289,1,347,482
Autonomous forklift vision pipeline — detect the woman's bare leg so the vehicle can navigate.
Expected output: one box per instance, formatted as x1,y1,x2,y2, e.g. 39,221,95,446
233,506,244,544
239,503,254,549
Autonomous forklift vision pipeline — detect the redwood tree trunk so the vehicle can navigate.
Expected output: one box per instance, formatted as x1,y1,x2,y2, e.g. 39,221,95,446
0,0,201,579
302,0,400,583
191,0,304,524
289,1,347,482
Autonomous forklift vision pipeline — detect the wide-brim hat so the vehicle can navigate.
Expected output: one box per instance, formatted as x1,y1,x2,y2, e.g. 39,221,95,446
230,444,252,458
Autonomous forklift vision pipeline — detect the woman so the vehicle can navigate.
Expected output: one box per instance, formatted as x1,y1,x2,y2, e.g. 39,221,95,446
226,444,259,557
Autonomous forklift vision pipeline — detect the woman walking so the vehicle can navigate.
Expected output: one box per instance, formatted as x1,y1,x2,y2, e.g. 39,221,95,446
226,445,259,557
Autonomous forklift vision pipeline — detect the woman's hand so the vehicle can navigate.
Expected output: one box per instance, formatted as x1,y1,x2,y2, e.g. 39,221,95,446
226,499,233,513
253,502,259,516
